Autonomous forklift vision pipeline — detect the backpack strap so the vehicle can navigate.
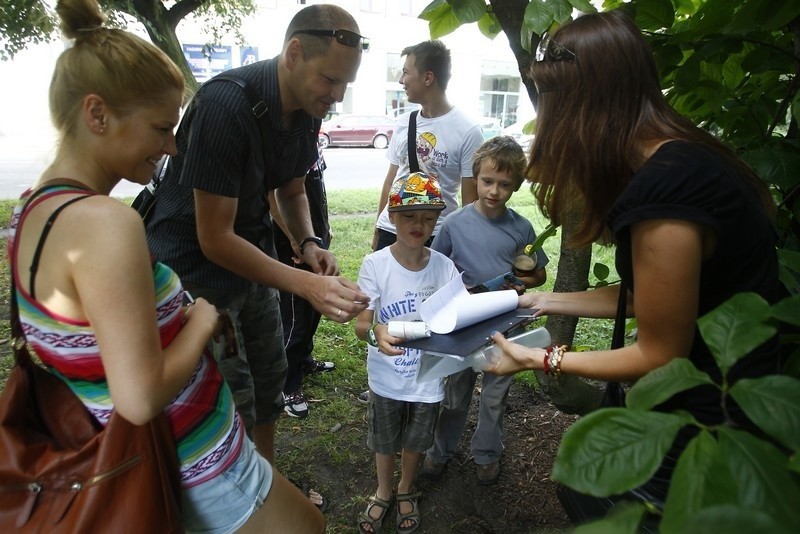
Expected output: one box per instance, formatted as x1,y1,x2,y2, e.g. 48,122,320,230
408,111,420,173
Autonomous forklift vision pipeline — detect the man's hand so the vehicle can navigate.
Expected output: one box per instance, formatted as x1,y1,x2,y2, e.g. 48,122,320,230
303,275,370,323
301,242,339,275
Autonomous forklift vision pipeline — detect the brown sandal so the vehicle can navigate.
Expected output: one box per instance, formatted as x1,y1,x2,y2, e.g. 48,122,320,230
358,493,393,534
396,488,422,534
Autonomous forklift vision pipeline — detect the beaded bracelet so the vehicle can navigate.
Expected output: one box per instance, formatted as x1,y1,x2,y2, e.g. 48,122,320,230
544,344,566,379
366,324,379,347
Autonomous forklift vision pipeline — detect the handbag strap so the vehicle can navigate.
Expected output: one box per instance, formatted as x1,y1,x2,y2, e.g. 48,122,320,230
611,281,628,349
408,111,420,173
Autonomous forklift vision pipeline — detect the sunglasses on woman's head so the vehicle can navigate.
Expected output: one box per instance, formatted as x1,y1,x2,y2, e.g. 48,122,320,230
290,29,370,52
535,32,576,63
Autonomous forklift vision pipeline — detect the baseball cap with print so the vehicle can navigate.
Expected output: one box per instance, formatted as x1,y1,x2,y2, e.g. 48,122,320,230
387,172,446,212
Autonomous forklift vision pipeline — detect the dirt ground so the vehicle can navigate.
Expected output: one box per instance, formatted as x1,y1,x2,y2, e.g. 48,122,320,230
277,375,579,533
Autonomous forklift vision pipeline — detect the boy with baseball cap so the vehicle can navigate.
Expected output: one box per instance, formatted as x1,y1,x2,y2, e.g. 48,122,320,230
354,172,459,534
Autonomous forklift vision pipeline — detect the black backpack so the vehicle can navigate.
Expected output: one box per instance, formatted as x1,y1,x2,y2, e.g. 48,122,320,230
131,74,272,222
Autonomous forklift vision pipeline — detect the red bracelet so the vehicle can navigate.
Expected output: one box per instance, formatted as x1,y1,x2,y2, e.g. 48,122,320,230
543,350,551,374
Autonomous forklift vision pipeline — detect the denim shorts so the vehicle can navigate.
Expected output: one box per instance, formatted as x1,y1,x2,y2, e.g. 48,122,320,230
367,389,441,454
182,437,273,533
188,283,288,429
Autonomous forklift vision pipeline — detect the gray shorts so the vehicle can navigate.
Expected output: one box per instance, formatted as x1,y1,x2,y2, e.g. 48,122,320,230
188,283,287,429
366,389,441,454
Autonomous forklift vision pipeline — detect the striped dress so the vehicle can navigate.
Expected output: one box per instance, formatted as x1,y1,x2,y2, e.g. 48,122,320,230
8,185,245,488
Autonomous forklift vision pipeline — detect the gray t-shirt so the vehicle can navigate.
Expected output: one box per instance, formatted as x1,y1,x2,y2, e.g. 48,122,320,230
431,203,548,287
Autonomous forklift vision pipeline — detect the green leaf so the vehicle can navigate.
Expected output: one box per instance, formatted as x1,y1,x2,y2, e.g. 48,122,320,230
551,0,575,24
626,359,716,411
771,294,800,326
742,148,800,191
529,223,558,252
592,262,610,281
634,0,675,30
661,431,739,532
448,0,487,24
476,11,502,38
685,506,792,534
419,0,449,21
729,376,800,451
567,0,598,14
524,0,554,36
428,8,462,38
783,346,800,379
718,427,800,528
696,293,776,376
573,500,647,534
790,453,800,474
552,409,692,496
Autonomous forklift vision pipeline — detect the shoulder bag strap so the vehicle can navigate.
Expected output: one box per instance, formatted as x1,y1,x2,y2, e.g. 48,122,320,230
408,111,420,173
611,281,628,350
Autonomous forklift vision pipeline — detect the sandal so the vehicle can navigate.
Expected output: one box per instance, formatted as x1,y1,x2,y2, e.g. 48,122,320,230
395,488,422,534
289,479,329,513
358,493,394,534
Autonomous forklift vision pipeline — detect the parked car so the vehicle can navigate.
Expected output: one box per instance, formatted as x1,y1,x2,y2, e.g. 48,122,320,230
502,119,535,151
318,114,395,149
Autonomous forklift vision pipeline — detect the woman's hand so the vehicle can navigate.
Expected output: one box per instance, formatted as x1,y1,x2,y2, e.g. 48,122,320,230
183,297,220,339
484,331,545,376
518,291,553,317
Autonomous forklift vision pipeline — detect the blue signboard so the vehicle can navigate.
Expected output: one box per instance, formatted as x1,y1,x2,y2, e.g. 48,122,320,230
183,44,233,82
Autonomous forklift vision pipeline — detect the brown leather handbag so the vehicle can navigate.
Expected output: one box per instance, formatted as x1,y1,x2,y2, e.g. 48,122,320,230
0,267,183,531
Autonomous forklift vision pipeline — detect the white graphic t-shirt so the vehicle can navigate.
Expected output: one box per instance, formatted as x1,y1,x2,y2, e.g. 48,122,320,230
358,246,460,402
377,108,483,237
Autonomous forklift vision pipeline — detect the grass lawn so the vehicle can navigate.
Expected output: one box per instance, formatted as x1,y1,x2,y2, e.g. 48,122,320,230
0,186,617,392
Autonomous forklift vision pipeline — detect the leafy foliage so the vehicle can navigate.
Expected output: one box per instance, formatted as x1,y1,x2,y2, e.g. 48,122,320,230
553,292,800,531
0,0,257,90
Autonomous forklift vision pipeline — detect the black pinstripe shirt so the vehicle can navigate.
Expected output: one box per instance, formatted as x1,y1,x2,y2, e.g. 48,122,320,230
145,57,321,291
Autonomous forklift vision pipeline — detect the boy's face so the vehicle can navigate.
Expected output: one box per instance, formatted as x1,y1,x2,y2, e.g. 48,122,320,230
389,209,440,247
475,160,518,217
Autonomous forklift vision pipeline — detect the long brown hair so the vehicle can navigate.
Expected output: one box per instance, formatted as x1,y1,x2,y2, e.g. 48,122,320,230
527,10,773,246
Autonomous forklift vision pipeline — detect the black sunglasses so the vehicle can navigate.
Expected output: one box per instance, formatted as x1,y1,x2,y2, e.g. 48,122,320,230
535,32,575,63
290,29,370,52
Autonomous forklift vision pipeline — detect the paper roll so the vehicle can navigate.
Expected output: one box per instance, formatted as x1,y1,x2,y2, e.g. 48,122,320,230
387,321,431,340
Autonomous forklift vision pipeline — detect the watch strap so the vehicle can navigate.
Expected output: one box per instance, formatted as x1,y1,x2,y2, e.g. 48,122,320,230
299,236,325,255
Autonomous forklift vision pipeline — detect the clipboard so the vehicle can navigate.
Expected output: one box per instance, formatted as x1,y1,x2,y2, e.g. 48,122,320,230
398,308,535,382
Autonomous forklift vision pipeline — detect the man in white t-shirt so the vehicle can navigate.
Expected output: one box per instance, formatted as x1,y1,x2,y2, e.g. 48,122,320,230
371,39,484,251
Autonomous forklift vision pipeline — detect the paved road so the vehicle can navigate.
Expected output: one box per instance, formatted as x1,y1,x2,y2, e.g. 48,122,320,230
0,134,388,199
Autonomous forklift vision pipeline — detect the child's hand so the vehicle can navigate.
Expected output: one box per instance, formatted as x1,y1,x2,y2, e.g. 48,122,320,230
500,281,526,294
373,324,405,356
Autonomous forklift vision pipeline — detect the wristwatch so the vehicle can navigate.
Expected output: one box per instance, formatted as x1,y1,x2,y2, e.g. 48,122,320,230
299,236,325,255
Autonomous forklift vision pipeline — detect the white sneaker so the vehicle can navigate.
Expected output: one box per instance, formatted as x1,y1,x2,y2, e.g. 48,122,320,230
283,390,309,418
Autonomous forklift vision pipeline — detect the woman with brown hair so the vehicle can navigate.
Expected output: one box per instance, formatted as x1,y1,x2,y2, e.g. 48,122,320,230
7,0,324,531
488,9,782,525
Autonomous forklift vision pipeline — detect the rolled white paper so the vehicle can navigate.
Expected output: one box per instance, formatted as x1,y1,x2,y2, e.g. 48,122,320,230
387,321,431,340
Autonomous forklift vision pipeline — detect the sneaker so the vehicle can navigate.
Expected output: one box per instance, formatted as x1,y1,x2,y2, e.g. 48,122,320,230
422,457,448,480
283,390,309,418
476,461,500,486
357,390,370,404
304,358,336,374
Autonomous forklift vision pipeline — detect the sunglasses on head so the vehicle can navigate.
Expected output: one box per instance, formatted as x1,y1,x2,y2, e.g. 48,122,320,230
290,29,370,52
535,32,576,63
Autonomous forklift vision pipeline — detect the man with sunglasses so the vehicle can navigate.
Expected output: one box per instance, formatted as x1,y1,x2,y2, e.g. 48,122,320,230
144,4,369,512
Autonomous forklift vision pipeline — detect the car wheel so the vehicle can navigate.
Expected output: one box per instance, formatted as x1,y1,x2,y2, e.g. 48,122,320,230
318,134,330,149
372,134,388,149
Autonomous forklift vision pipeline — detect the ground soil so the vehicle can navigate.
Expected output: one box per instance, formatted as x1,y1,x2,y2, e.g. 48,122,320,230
277,375,579,533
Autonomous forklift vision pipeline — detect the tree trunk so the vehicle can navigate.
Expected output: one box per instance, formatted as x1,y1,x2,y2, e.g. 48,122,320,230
114,0,201,95
490,0,604,414
536,209,604,414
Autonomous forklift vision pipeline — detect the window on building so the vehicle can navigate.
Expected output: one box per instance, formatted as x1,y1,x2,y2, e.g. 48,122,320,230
360,0,386,14
479,61,522,128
